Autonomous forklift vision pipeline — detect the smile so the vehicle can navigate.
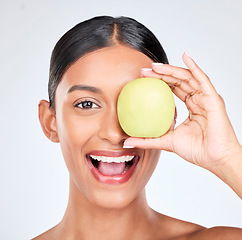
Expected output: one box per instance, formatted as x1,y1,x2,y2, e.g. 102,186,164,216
86,151,140,185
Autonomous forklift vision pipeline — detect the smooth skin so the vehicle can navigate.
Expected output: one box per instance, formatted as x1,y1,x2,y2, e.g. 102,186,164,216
35,45,242,240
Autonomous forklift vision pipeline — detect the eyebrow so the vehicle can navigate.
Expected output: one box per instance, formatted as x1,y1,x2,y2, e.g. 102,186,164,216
67,84,103,94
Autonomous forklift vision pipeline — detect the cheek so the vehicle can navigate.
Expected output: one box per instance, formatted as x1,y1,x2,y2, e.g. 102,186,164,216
143,150,161,182
135,149,161,192
56,110,98,169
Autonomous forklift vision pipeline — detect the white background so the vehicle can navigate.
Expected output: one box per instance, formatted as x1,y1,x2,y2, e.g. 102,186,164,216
0,0,242,239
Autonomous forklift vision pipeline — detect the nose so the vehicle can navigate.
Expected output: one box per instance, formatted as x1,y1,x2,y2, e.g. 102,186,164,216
97,107,128,146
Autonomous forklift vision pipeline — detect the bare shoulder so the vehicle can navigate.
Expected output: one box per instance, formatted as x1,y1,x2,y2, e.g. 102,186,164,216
152,210,205,239
154,211,242,240
183,226,242,240
31,227,56,240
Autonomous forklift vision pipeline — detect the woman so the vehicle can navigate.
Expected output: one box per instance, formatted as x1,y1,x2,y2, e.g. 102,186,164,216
34,16,242,239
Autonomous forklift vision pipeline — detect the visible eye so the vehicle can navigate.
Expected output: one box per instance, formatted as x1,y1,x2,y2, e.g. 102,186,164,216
74,100,100,109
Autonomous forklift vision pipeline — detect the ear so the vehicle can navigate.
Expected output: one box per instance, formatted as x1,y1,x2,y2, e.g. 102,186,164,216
38,100,59,143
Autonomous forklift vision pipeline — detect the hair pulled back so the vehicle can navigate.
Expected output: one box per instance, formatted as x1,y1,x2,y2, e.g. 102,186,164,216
49,16,168,109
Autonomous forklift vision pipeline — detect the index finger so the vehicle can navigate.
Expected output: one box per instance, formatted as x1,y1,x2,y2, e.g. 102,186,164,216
182,52,217,95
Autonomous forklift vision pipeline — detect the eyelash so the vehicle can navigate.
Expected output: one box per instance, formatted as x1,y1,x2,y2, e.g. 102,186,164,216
74,99,100,110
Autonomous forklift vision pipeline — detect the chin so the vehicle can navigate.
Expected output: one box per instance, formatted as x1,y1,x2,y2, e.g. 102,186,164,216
67,148,160,210
88,186,144,210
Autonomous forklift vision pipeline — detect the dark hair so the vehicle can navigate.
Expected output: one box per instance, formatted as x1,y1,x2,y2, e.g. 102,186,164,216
49,16,169,109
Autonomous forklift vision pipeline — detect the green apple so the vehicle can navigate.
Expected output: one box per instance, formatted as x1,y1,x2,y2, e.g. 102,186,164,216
117,77,175,138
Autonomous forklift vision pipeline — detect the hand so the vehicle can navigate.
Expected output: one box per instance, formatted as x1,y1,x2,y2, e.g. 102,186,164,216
124,53,242,172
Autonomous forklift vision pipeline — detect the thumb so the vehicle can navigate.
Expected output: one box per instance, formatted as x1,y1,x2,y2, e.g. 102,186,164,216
123,131,175,152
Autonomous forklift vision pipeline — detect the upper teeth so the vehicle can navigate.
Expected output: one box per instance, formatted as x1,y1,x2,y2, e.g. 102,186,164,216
90,155,134,163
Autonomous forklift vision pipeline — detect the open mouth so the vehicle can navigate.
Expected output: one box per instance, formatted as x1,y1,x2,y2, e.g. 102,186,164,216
90,155,136,176
86,153,140,184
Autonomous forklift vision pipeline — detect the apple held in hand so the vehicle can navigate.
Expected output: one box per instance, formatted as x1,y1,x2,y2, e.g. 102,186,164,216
117,78,175,138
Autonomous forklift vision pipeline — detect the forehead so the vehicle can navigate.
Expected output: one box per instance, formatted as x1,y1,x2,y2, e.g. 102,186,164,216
57,45,153,94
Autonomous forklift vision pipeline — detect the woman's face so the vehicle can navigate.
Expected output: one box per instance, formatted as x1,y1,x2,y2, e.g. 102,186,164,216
54,45,161,208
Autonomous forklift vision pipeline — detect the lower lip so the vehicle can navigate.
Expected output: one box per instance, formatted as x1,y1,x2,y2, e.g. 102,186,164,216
87,156,139,185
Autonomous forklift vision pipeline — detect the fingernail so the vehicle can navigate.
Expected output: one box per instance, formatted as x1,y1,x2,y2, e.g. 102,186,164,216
152,63,164,67
141,68,153,72
123,145,135,149
184,52,192,58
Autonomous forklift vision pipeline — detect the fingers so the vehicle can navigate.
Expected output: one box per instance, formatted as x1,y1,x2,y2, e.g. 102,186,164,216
151,63,201,92
123,131,175,152
141,53,224,124
141,53,219,108
142,69,195,102
123,118,177,151
182,53,217,95
141,68,163,79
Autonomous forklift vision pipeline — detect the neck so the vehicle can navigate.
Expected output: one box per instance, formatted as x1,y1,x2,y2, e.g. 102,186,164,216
56,178,156,240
